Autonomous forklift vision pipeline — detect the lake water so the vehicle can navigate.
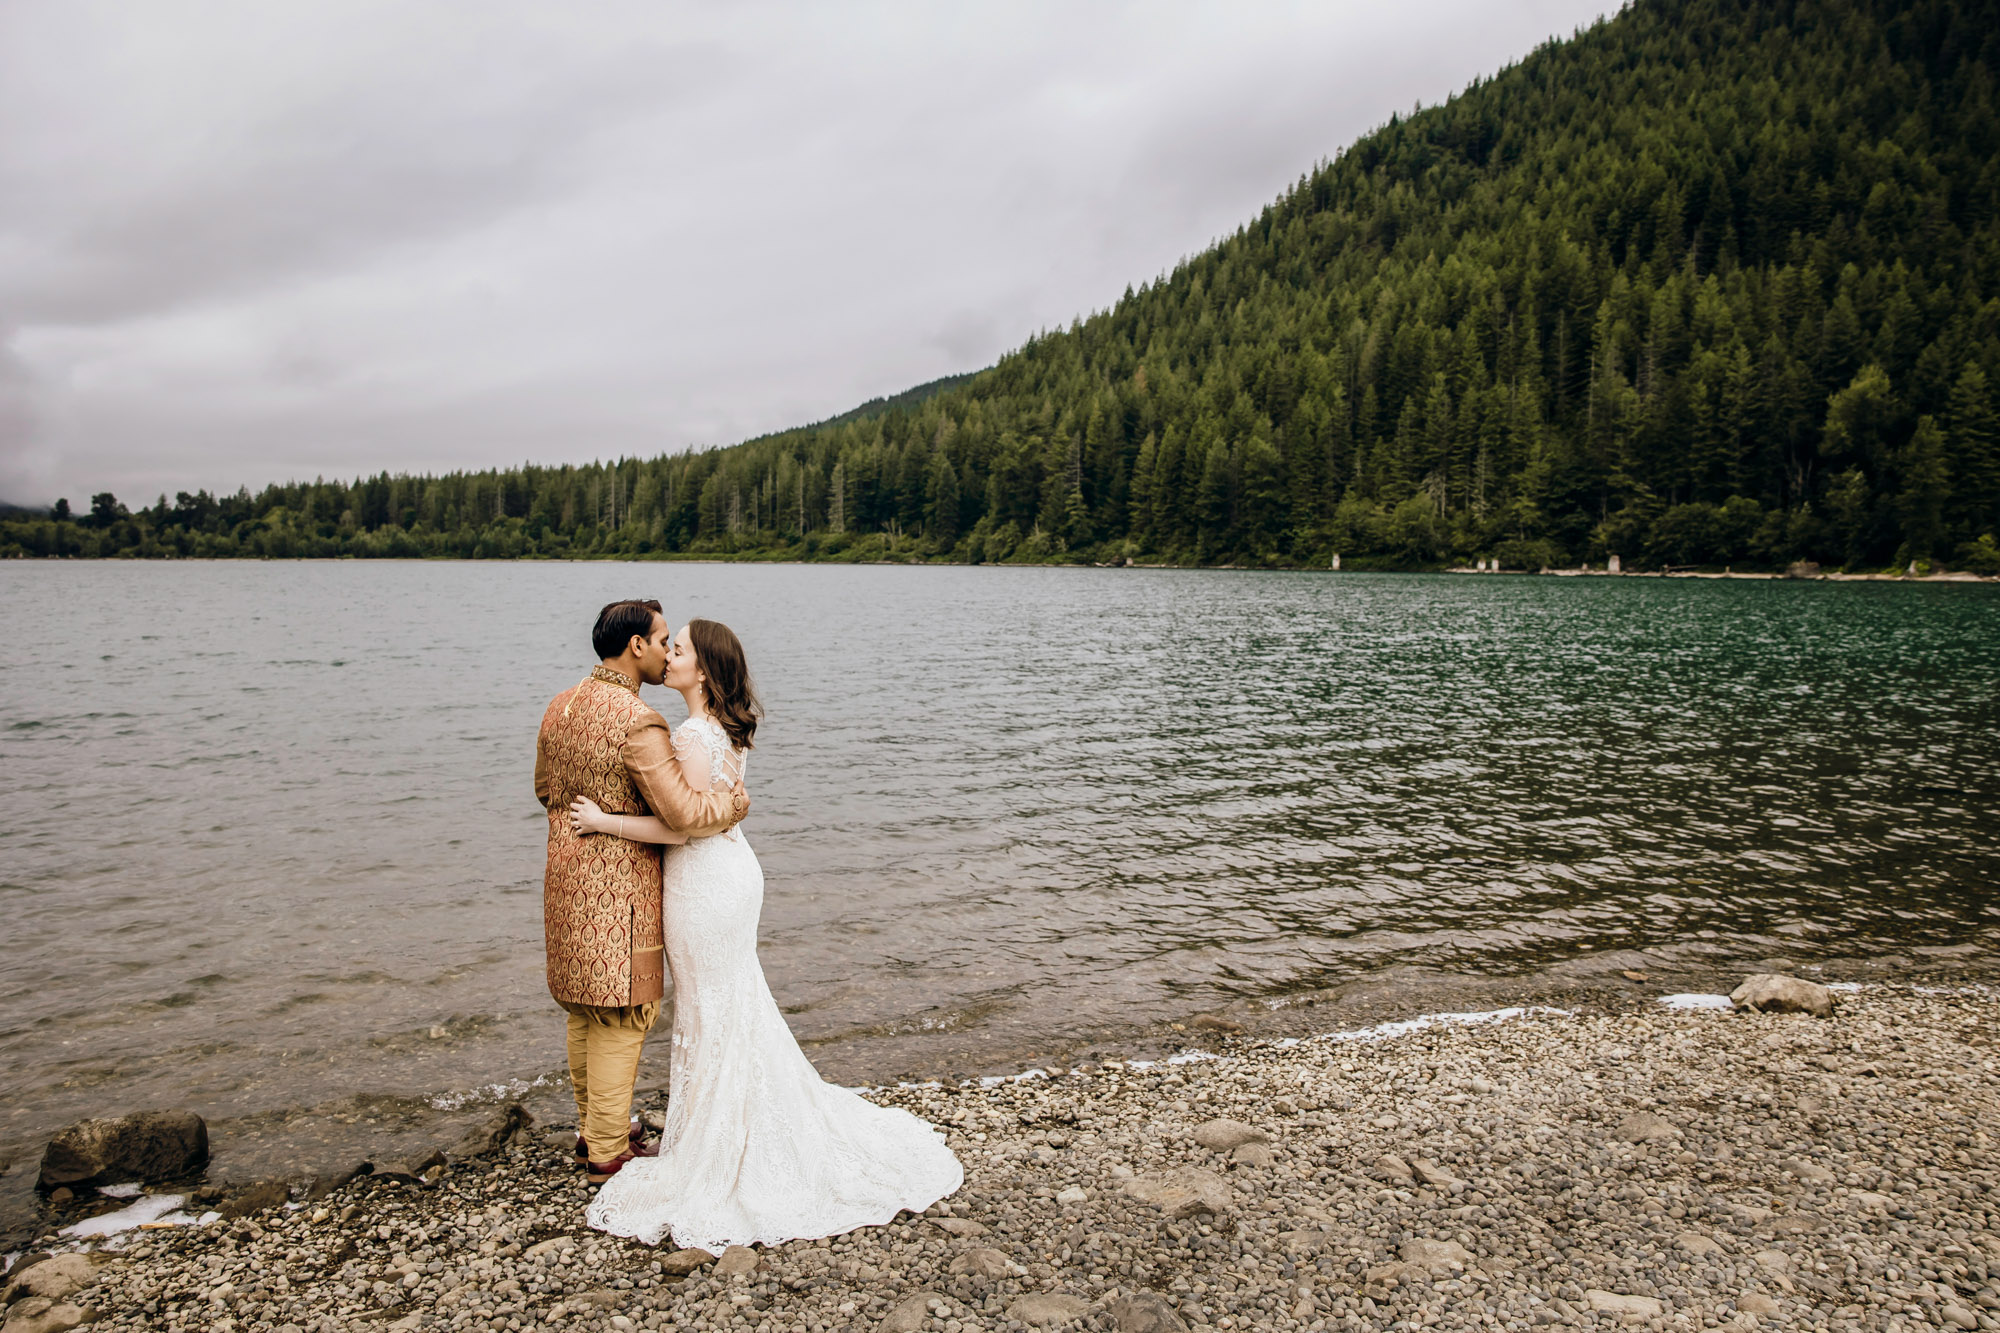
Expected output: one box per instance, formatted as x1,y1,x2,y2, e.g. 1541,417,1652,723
2,562,1997,1225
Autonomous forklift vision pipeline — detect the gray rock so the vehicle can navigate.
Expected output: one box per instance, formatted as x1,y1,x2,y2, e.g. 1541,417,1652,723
1729,973,1834,1017
929,1216,989,1237
1228,1142,1275,1167
1007,1293,1090,1326
1119,1167,1233,1219
451,1102,534,1159
305,1161,371,1201
1613,1111,1681,1143
1409,1157,1467,1191
713,1245,759,1276
1676,1232,1722,1258
878,1290,944,1333
218,1179,291,1218
1400,1238,1474,1273
38,1111,208,1190
659,1248,715,1275
1371,1153,1414,1181
1108,1290,1188,1332
1190,1119,1267,1151
370,1149,445,1184
1587,1290,1663,1319
948,1248,1026,1279
1,1298,95,1333
3,1255,103,1306
1738,1292,1780,1315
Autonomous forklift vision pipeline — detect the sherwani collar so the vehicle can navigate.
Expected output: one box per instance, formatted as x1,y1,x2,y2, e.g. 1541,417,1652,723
590,665,640,694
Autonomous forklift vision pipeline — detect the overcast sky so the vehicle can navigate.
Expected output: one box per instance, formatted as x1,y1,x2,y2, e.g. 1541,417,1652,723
0,1,1614,508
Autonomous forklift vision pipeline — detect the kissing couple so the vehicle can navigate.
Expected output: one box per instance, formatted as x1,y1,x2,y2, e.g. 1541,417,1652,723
534,598,962,1252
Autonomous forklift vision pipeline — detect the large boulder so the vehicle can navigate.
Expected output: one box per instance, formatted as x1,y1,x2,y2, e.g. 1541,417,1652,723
1729,974,1835,1018
38,1111,208,1190
1,1297,96,1333
4,1253,107,1305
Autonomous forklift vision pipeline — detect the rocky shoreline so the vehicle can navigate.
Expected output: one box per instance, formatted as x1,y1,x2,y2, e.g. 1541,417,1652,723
7,979,1997,1333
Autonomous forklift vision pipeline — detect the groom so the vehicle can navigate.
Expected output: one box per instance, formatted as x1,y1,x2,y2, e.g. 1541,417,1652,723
534,598,749,1182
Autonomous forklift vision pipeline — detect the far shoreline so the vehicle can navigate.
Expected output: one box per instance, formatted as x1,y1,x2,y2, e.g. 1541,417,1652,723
3,552,1996,583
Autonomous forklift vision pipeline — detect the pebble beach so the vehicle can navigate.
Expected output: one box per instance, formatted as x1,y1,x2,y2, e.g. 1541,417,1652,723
7,982,1997,1333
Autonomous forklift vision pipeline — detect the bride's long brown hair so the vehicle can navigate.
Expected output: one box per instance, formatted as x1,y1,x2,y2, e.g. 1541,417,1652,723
688,617,760,750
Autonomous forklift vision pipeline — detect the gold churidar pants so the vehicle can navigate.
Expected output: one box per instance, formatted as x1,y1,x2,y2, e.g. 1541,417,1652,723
559,999,659,1165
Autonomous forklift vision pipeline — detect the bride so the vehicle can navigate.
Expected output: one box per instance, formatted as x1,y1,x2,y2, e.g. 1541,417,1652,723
567,617,962,1251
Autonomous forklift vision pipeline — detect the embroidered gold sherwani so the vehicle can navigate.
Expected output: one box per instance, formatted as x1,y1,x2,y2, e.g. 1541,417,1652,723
534,666,741,1009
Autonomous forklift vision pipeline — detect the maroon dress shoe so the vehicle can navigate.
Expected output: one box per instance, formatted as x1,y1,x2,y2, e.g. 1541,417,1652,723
574,1122,651,1164
586,1144,660,1185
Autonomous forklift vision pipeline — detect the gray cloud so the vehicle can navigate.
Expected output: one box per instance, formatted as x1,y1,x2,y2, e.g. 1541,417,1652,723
0,0,1612,506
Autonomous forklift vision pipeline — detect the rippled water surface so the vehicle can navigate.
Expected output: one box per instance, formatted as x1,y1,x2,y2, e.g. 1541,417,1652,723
2,562,1997,1173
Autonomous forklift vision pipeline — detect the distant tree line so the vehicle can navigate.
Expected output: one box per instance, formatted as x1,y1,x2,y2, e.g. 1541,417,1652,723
7,0,1999,574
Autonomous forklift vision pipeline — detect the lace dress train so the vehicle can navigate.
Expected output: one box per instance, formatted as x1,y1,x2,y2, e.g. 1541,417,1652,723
586,717,962,1251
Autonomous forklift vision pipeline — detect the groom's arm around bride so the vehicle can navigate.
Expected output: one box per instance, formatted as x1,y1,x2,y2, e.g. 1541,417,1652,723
534,598,748,1176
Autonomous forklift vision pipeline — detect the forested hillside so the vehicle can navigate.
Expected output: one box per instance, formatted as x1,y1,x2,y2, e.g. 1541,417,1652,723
10,0,2000,572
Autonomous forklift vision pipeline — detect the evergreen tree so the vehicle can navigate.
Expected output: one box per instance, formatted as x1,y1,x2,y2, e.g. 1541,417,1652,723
12,0,2000,572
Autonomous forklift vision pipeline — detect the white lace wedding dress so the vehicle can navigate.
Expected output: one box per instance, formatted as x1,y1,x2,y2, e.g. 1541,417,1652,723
587,714,962,1251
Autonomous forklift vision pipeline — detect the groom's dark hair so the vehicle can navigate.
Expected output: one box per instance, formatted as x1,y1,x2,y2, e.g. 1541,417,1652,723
592,599,664,660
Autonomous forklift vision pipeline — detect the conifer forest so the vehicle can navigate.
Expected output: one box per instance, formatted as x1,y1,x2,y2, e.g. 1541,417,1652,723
10,0,2000,573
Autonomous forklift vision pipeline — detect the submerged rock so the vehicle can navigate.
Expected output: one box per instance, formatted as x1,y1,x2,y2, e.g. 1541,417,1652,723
38,1111,208,1190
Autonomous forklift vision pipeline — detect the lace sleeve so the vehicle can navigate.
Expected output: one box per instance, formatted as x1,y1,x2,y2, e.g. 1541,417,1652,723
670,722,714,792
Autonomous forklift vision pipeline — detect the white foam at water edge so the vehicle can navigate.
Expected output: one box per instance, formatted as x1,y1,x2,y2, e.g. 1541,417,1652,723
1658,993,1734,1010
59,1194,219,1240
98,1182,143,1198
948,1008,1571,1089
1826,982,1865,992
427,1071,563,1111
1308,1006,1572,1045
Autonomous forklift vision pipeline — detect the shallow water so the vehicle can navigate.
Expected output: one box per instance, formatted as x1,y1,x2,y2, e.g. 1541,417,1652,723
2,562,1996,1194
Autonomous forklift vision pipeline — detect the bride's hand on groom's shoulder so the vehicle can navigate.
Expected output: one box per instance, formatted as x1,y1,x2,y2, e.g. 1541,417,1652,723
568,795,606,836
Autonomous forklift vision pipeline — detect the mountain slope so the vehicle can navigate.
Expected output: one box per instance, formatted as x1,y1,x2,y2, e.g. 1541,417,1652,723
10,0,2000,571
